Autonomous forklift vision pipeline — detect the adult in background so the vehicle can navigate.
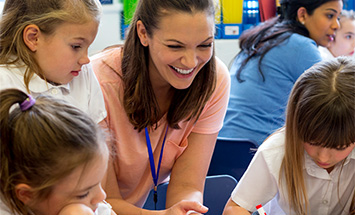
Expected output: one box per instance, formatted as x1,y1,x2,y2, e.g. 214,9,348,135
219,0,341,145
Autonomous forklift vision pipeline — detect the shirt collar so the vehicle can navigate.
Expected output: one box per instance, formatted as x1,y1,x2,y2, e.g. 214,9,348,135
12,62,70,93
304,148,355,180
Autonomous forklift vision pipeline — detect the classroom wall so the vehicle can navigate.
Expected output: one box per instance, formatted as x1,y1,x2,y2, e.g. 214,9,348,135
0,0,239,66
89,2,240,67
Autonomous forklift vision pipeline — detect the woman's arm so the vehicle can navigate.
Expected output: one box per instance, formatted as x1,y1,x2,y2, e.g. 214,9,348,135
223,198,252,215
164,56,230,211
107,197,208,215
104,152,208,215
166,132,218,209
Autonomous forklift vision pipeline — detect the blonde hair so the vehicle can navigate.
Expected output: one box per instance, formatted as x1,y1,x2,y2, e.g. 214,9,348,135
280,57,355,214
339,9,355,23
0,89,107,215
0,0,102,92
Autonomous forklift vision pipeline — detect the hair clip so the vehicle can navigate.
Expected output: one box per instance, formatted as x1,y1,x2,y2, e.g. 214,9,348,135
20,94,36,111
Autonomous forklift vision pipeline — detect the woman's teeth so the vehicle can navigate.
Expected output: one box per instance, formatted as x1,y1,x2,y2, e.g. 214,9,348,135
172,66,194,74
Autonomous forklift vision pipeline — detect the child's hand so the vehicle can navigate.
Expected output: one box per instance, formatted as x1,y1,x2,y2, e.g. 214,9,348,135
164,200,208,215
58,204,94,215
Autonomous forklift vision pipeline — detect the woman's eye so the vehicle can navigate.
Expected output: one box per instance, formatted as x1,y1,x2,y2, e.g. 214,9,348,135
167,45,182,49
345,35,353,40
327,14,334,19
77,192,89,199
72,45,81,49
199,43,212,48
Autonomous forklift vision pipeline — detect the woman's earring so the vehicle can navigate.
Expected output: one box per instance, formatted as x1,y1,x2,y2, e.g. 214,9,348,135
300,21,305,25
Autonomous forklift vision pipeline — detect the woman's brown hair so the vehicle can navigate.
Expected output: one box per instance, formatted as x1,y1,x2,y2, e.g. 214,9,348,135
121,0,217,131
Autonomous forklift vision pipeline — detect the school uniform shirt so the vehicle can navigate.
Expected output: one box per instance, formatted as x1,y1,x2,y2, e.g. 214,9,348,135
90,47,230,207
95,201,113,215
0,61,107,123
0,200,11,215
0,201,112,215
231,129,355,215
318,46,335,60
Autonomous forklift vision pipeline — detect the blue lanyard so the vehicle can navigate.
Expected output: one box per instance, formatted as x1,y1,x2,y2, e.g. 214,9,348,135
145,125,168,209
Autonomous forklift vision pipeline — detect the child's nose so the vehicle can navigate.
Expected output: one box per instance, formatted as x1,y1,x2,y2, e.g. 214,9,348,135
79,52,90,65
91,185,107,205
317,148,331,162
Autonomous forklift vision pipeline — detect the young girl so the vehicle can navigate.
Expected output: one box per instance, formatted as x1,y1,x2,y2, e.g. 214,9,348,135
90,0,230,214
319,9,355,59
0,0,106,124
223,57,355,215
0,89,116,215
219,0,342,145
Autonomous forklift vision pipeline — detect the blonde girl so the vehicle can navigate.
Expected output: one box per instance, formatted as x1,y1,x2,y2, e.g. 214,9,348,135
0,0,106,124
0,89,115,215
223,57,355,215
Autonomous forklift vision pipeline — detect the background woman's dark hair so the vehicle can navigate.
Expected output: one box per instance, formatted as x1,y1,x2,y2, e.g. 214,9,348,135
236,0,341,82
0,89,104,215
121,0,217,131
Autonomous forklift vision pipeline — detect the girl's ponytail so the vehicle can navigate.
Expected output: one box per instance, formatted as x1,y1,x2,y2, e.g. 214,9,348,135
0,89,33,214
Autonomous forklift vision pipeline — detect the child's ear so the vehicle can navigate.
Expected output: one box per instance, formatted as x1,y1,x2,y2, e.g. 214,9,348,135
15,184,35,205
297,7,308,25
23,24,41,52
136,20,149,47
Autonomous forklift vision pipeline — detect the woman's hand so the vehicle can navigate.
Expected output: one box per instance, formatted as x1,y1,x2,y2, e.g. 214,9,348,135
164,200,208,215
58,204,94,215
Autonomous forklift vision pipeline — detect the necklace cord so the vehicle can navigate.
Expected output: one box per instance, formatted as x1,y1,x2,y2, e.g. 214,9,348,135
145,126,169,209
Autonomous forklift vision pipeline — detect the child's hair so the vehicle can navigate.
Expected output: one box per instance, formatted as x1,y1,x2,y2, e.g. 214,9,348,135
0,89,107,215
122,0,217,131
281,56,355,214
0,0,102,92
339,9,355,23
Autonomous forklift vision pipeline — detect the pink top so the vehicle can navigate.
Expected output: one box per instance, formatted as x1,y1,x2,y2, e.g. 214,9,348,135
91,47,230,207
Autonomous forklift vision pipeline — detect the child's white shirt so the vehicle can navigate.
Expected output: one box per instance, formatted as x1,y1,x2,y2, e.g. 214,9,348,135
0,201,113,215
231,129,355,215
318,46,335,60
95,202,113,215
0,61,107,123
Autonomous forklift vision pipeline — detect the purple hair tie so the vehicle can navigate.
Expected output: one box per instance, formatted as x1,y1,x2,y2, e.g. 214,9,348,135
20,94,36,111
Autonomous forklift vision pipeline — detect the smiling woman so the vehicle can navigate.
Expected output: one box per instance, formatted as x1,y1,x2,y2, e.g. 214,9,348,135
90,0,231,214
